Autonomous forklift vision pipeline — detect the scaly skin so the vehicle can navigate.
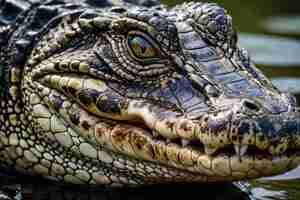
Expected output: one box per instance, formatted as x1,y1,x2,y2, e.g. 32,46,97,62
0,0,300,187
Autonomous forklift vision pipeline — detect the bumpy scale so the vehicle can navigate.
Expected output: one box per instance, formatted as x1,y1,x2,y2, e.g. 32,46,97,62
0,0,300,187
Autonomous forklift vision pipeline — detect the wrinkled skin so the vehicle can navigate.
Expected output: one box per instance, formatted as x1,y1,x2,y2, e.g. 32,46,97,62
0,0,300,187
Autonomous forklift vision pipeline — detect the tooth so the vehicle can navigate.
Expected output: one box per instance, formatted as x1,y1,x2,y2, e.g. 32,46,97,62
181,139,189,147
234,144,248,160
240,145,248,156
234,144,240,155
204,144,218,155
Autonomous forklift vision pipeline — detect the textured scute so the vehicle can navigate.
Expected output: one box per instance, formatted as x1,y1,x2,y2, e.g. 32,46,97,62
0,0,30,25
0,0,299,187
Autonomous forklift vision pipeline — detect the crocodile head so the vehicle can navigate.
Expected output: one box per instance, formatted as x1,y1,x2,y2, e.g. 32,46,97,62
21,2,300,186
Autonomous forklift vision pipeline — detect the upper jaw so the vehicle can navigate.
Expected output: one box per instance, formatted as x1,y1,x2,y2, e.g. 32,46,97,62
100,100,300,179
34,69,300,157
130,99,300,157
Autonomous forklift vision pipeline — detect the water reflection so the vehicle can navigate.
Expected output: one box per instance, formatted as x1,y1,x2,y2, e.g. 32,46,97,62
239,33,300,66
250,178,300,200
261,167,300,181
249,187,287,200
0,172,252,200
1,174,299,200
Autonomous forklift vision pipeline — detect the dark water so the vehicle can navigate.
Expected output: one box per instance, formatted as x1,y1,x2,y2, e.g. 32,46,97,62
0,170,252,200
1,0,300,199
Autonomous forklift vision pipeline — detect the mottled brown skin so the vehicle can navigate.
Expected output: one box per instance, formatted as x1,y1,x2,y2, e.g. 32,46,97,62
0,0,300,187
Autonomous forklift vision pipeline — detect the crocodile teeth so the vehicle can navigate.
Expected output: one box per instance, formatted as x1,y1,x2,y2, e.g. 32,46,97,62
204,144,218,155
234,144,248,157
181,139,189,147
240,145,248,156
234,144,240,156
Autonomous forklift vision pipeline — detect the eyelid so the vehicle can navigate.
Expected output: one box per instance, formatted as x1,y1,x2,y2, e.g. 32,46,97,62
128,30,157,42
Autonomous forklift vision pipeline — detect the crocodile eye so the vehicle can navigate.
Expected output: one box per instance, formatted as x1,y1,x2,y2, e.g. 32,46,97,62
127,33,158,60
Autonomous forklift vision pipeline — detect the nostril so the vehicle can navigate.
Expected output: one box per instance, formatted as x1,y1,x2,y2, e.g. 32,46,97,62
284,93,297,107
243,100,260,112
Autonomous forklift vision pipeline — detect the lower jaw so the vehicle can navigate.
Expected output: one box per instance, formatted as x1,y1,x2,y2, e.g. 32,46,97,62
30,84,300,183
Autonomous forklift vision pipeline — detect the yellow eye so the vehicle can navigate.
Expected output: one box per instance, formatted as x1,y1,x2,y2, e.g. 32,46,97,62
128,35,158,59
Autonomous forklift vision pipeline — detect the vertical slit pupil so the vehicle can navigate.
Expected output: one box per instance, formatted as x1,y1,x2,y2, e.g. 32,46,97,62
128,34,156,59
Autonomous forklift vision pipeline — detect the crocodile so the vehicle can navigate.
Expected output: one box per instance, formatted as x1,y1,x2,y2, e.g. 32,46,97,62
0,0,300,187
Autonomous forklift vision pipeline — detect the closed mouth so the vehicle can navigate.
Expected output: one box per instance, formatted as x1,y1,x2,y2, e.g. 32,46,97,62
30,71,300,181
